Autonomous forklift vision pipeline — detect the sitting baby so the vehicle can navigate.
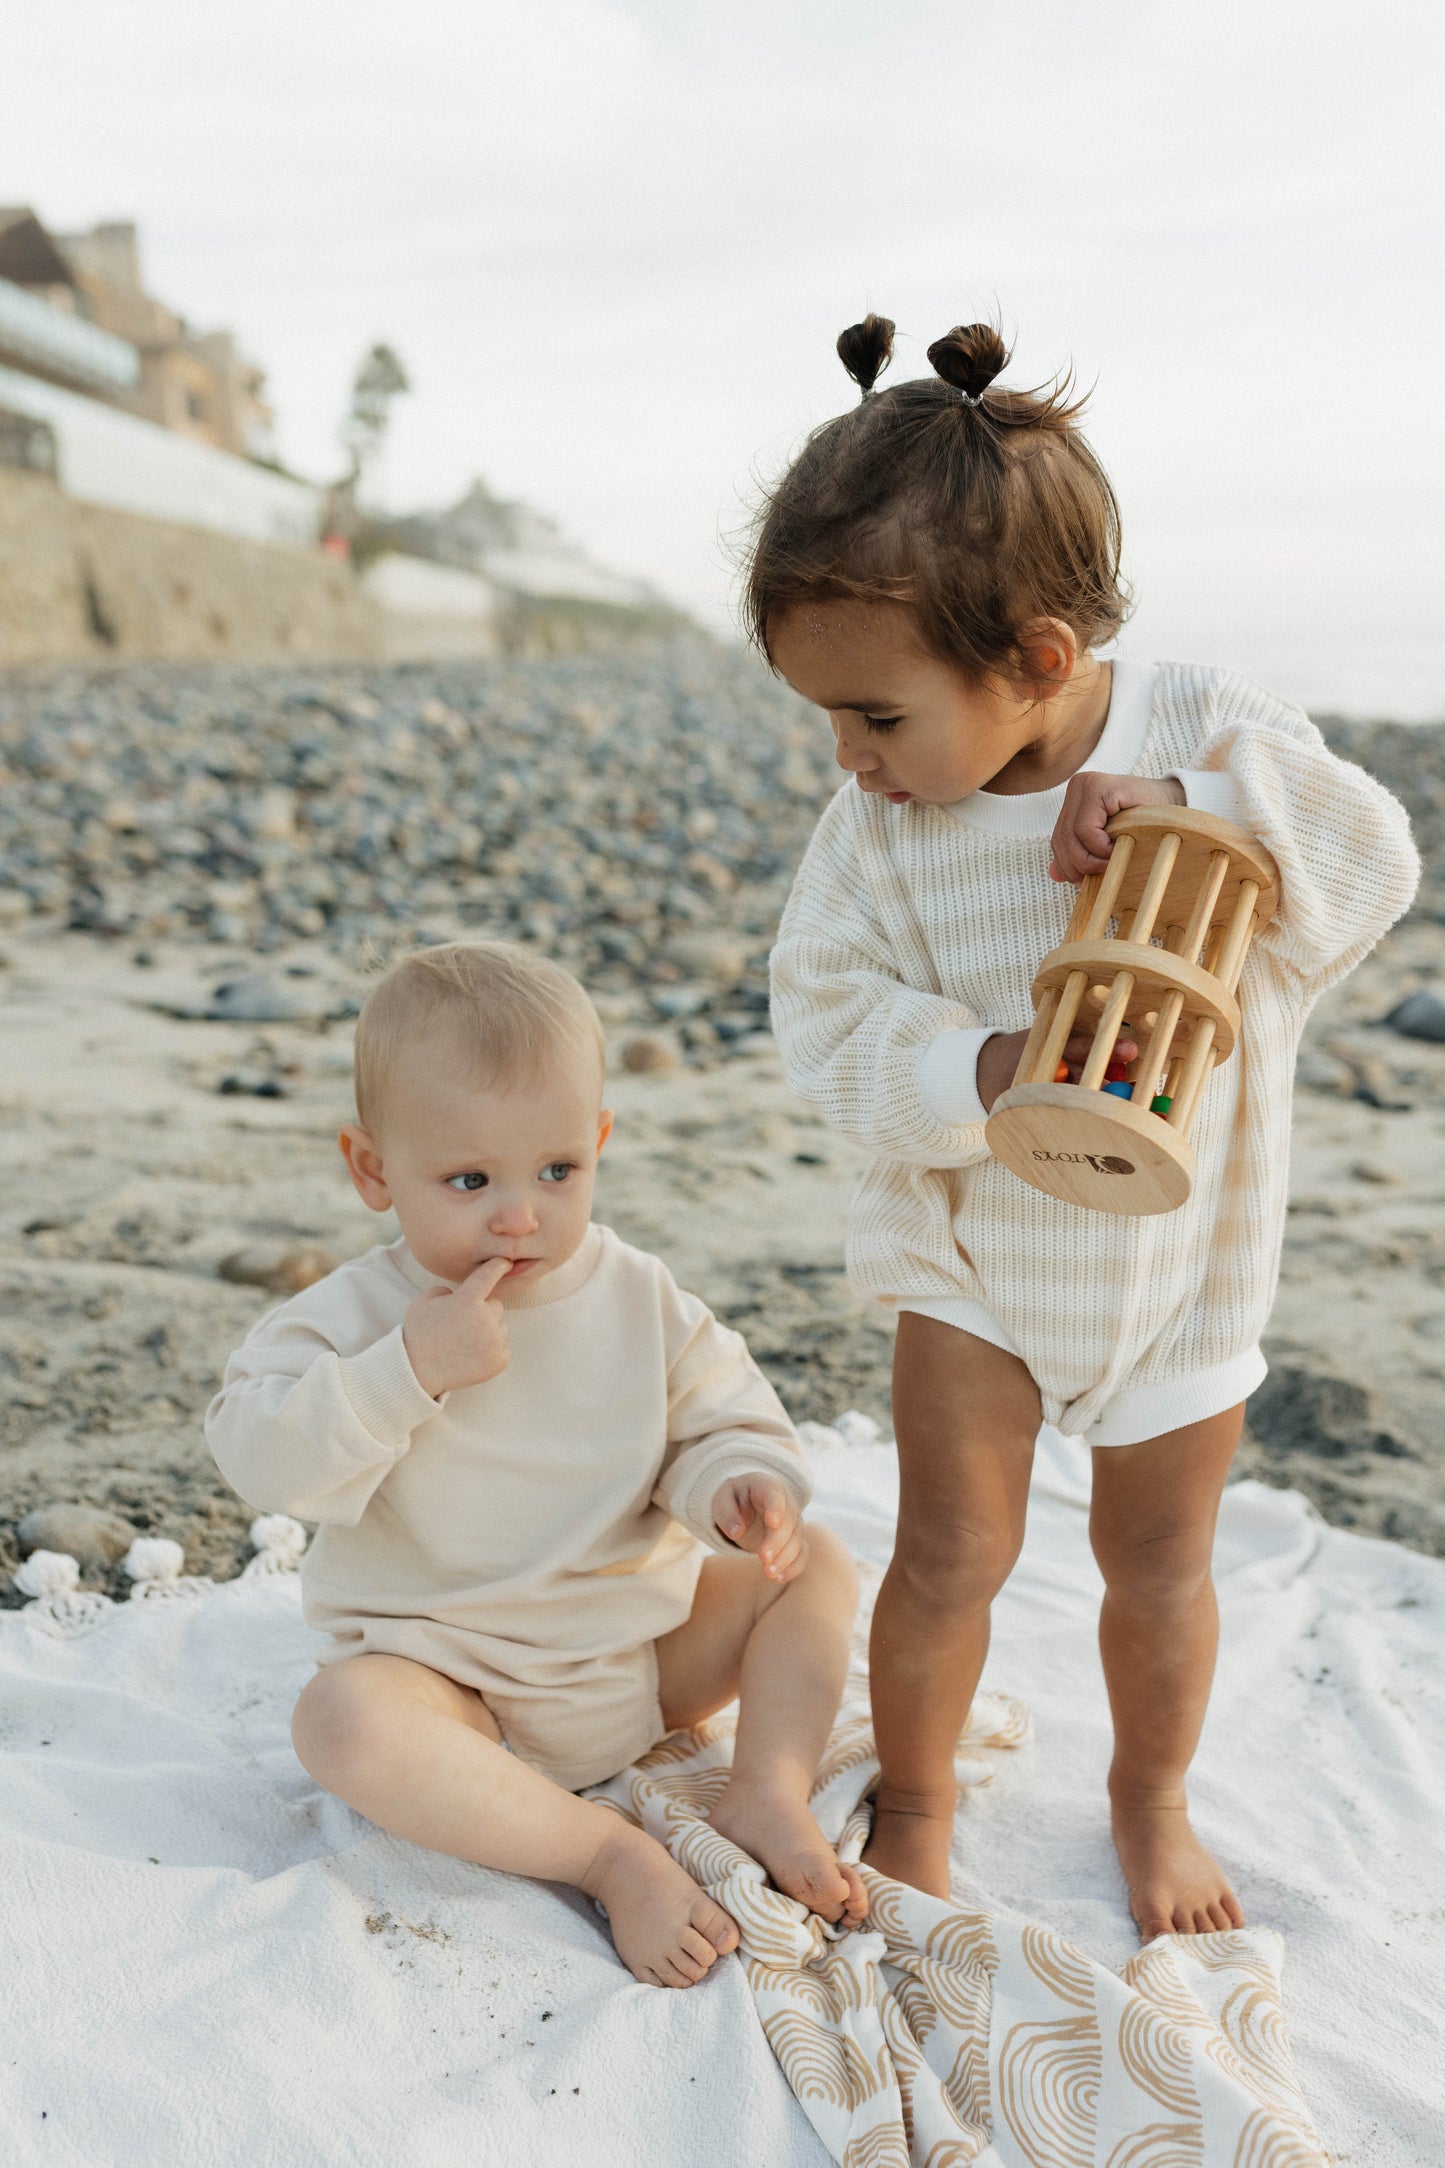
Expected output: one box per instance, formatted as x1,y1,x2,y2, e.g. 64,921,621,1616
206,939,865,1988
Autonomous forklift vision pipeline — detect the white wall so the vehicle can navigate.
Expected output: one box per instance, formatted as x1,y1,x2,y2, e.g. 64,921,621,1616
0,363,322,549
359,551,498,660
360,551,495,620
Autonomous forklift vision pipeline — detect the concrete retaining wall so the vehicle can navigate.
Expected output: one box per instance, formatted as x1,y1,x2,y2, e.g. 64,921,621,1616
0,467,378,666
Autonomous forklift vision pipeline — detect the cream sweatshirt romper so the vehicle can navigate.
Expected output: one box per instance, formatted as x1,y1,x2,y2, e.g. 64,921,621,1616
207,1222,811,1791
769,659,1419,1445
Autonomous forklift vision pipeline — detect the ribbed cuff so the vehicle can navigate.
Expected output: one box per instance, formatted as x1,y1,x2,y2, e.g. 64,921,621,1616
917,1027,994,1128
338,1326,444,1447
1171,768,1245,824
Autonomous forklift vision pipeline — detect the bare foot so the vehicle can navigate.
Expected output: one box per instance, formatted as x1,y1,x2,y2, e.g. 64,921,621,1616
709,1778,868,1925
860,1796,955,1899
1111,1797,1245,1940
584,1821,740,1987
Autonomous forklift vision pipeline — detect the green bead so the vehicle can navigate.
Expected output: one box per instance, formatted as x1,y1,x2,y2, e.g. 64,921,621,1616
1150,1094,1172,1114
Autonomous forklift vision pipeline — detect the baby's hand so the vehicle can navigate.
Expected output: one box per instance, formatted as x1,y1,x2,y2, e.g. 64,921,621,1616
1049,772,1185,884
712,1475,806,1583
403,1257,512,1398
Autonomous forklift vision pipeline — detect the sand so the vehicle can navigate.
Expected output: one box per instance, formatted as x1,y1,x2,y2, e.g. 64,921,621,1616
2,898,1442,1596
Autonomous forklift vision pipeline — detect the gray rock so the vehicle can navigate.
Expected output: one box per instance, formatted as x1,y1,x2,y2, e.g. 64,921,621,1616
1294,1048,1353,1095
219,1241,339,1294
1383,988,1445,1043
652,985,710,1020
17,1503,135,1569
218,1071,288,1098
205,976,332,1023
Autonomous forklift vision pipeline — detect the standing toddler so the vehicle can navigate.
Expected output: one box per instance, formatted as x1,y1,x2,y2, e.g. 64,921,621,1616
751,314,1418,1937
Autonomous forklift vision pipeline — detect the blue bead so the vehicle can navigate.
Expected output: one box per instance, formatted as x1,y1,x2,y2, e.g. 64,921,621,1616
1102,1080,1133,1100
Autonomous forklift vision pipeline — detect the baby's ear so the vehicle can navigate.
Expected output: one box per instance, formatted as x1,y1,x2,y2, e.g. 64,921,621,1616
338,1124,391,1212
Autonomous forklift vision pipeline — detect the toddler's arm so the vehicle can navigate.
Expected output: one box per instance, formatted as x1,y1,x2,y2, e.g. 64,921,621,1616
1109,676,1421,997
770,790,993,1167
206,1283,446,1524
652,1282,812,1555
1174,678,1419,991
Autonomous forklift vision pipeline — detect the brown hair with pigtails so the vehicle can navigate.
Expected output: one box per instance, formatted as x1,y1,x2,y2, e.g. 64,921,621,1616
744,315,1130,685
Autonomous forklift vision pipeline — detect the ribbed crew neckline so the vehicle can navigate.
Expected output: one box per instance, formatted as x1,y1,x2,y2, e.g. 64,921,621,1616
936,656,1158,837
392,1221,606,1309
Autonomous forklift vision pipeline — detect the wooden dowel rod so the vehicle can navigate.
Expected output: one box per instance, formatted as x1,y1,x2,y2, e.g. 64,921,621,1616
1013,988,1059,1087
1082,834,1136,938
1179,851,1231,965
1036,970,1090,1082
1167,1016,1218,1133
1131,988,1185,1102
1124,830,1181,948
1215,880,1261,995
1080,972,1135,1091
1064,874,1100,941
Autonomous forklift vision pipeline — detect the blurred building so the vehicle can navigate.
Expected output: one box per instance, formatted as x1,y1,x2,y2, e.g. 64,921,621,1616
0,207,274,459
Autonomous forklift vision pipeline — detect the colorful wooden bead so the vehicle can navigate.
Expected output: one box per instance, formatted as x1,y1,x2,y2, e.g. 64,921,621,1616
1150,1094,1172,1114
1054,1061,1070,1082
1102,1080,1133,1099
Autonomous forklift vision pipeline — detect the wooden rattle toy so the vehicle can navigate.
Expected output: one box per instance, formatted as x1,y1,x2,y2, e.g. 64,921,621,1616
984,806,1279,1214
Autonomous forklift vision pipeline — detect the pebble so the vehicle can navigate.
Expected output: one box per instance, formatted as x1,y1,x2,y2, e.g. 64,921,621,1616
1295,1048,1353,1096
219,1070,288,1098
661,932,748,984
204,976,334,1023
0,648,837,1067
218,1241,340,1293
619,1033,678,1074
17,1503,136,1569
1383,988,1445,1043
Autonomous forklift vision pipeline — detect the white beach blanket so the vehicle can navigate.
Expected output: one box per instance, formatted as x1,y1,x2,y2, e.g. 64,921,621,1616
2,1424,1443,2165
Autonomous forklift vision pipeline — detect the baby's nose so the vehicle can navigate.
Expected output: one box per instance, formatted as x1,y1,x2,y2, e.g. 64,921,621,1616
488,1197,539,1237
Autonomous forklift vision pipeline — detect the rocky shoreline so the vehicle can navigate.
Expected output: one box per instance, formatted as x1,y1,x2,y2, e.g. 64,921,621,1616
1,647,1442,1590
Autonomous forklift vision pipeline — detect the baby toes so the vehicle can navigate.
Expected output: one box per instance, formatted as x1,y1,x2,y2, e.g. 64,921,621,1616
693,1895,739,1955
679,1926,722,1973
839,1864,869,1924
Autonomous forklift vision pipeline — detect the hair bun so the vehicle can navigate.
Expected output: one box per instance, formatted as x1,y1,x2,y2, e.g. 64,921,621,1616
836,314,895,397
927,322,1009,401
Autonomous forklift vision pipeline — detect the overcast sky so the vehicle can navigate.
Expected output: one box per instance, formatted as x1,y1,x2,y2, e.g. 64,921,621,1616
6,0,1443,715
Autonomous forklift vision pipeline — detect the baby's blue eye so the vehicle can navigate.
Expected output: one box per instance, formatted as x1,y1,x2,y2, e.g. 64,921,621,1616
865,715,901,734
539,1162,574,1184
446,1172,488,1192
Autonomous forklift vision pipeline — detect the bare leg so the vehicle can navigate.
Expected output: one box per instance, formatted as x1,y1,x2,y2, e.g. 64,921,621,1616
655,1525,866,1922
1090,1406,1248,1940
291,1653,738,1989
863,1318,1039,1895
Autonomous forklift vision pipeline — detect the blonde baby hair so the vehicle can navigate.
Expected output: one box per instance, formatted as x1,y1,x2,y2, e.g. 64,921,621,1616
353,940,605,1133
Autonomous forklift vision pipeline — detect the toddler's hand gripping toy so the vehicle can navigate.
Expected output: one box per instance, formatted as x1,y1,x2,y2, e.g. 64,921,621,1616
984,807,1279,1215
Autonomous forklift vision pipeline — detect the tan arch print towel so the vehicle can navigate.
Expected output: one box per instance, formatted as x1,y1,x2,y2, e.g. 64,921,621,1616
592,1697,1328,2168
